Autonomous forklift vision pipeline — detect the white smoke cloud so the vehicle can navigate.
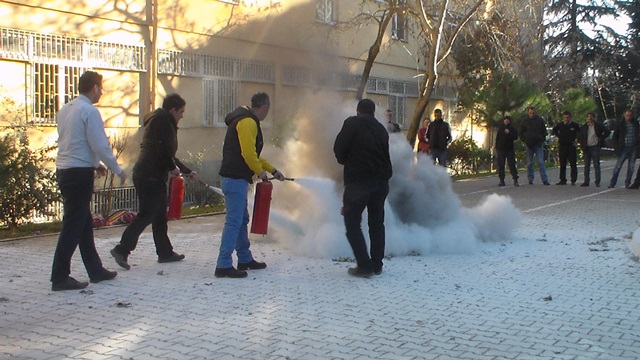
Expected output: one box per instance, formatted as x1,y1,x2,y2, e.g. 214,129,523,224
261,90,522,259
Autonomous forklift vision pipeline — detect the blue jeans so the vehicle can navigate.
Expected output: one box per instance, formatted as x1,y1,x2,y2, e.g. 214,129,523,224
116,172,174,257
583,146,601,185
51,168,104,283
525,145,548,183
609,146,637,187
430,149,447,167
217,177,255,269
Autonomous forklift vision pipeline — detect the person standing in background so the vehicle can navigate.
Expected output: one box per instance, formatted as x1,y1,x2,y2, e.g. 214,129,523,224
578,112,610,187
417,118,430,154
608,110,639,188
426,109,452,166
495,115,519,187
519,106,550,185
552,111,580,185
51,71,126,291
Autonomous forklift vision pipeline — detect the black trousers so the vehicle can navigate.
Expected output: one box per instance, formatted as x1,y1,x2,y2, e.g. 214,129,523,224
558,143,577,183
51,168,104,283
342,179,389,272
116,173,174,257
496,149,518,181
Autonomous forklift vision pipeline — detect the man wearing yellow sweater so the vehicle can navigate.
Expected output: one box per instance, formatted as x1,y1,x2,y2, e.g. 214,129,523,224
216,92,286,278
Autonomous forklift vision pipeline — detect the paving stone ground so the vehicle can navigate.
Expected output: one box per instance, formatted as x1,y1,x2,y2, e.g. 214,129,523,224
1,160,639,360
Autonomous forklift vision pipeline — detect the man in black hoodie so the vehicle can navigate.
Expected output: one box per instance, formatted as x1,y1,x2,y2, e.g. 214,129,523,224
111,94,198,270
334,99,392,278
216,92,286,279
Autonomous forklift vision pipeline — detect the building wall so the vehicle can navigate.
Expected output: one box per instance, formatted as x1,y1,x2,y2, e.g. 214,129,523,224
0,0,541,182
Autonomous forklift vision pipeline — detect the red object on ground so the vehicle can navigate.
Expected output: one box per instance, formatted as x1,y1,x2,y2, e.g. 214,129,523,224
167,176,185,220
251,181,273,234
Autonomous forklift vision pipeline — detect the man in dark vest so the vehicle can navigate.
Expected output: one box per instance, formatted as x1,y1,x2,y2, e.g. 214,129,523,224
216,92,286,278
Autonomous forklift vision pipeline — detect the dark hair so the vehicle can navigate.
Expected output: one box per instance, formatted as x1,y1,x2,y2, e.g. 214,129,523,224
562,111,572,116
357,99,375,115
434,109,443,115
587,112,595,117
251,92,270,108
503,115,512,122
78,71,102,94
162,93,186,111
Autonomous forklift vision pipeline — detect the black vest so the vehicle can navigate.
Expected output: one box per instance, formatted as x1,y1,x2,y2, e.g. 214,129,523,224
218,106,264,183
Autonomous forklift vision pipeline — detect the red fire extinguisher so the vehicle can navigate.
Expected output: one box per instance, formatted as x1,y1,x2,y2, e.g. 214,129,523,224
250,181,273,234
167,175,185,220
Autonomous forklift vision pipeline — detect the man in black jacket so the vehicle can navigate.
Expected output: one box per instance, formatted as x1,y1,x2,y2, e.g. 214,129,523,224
495,115,519,186
334,99,392,278
519,106,550,185
610,110,640,188
111,94,198,270
426,109,452,166
552,111,581,185
577,112,610,187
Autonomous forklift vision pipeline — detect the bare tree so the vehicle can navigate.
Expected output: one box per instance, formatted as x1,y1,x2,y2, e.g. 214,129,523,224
405,0,485,146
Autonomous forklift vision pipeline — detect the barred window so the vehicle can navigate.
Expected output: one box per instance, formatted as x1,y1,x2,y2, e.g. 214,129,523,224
392,0,408,41
388,95,407,127
316,0,336,25
31,64,82,125
203,78,240,127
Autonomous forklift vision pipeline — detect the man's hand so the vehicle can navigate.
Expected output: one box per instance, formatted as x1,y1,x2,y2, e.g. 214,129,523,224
169,166,181,177
272,169,286,181
95,165,107,177
188,171,199,182
118,171,127,185
258,171,269,181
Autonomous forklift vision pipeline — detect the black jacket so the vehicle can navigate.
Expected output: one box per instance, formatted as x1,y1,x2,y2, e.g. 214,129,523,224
577,121,610,150
552,120,580,145
519,115,547,148
495,123,519,152
334,114,392,184
218,106,264,183
611,118,640,155
133,108,191,182
426,118,452,151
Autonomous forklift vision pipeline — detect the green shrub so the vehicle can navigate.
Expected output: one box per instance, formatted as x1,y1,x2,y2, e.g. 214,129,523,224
0,126,60,228
447,136,491,176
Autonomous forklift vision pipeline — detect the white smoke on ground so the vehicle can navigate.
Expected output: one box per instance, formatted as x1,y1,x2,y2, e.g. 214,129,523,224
262,90,521,258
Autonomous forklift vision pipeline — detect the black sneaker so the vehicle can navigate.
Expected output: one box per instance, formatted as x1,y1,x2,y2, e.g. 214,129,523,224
513,180,519,187
528,180,534,185
90,269,117,283
580,183,589,187
158,252,185,263
110,248,130,270
374,268,383,275
215,267,248,278
347,267,374,278
543,181,550,185
556,181,566,185
52,277,89,291
237,260,267,271
629,183,640,189
498,181,505,187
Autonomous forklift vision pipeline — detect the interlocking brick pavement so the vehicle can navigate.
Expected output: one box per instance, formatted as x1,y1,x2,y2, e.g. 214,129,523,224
1,160,639,359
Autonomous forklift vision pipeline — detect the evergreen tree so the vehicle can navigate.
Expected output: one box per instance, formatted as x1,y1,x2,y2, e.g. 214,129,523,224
544,0,617,93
